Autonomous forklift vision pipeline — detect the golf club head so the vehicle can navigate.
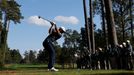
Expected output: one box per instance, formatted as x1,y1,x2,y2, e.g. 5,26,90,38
38,16,41,19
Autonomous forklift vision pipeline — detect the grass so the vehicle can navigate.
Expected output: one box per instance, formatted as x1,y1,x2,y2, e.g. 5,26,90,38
0,64,134,75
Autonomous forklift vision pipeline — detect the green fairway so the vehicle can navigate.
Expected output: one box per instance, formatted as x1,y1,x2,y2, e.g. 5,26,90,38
0,64,134,75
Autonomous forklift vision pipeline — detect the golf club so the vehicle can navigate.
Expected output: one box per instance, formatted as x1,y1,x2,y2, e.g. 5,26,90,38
38,16,56,25
38,16,52,23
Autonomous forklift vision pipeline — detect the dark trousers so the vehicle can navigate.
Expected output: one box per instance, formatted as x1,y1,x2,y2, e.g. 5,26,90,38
127,56,133,70
43,39,55,69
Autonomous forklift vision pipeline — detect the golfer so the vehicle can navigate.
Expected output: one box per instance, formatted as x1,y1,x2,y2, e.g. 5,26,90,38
43,22,65,71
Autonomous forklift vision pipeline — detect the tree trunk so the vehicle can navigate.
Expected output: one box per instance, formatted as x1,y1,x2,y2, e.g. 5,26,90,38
104,0,118,47
100,0,108,48
83,0,92,52
104,0,118,69
83,0,92,69
0,16,8,67
89,0,95,53
0,28,7,67
130,0,133,42
120,1,125,42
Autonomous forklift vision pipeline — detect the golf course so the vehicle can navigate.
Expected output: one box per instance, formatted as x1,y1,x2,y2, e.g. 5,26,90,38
0,64,134,75
0,0,134,75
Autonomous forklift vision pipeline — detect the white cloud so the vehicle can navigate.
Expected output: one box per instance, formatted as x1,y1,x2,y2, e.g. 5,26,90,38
27,16,50,27
54,16,79,25
27,15,79,26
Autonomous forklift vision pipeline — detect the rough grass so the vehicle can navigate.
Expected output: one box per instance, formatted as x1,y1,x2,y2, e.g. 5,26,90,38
0,64,134,75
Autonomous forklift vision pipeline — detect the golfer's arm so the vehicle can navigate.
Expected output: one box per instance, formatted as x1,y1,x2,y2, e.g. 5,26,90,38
54,25,60,34
49,25,53,34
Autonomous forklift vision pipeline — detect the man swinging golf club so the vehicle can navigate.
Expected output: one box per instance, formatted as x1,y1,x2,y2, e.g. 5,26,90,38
41,17,66,71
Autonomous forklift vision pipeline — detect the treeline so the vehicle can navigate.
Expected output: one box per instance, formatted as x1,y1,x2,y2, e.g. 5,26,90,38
3,27,129,66
4,29,82,67
1,0,134,69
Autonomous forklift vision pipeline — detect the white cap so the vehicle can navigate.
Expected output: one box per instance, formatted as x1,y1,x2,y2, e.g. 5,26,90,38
119,45,123,48
99,48,102,51
127,40,130,43
123,42,126,46
60,26,66,32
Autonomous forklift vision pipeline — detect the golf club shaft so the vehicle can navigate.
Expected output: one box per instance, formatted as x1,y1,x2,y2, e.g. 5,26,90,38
38,16,57,28
38,16,52,23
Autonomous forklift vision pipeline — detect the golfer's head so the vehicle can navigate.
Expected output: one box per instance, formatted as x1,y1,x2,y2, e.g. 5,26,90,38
59,26,66,33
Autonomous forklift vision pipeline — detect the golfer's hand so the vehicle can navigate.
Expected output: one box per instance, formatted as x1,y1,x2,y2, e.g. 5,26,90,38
50,22,56,26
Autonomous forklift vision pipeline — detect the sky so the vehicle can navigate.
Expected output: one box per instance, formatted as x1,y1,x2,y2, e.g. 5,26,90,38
7,0,101,56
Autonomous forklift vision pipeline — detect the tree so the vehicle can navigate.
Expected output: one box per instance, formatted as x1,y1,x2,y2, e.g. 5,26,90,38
93,0,108,48
37,49,48,64
4,48,11,64
95,29,105,48
23,50,36,64
104,0,118,47
54,41,62,64
23,51,29,64
129,0,134,41
104,0,118,69
80,27,88,47
100,0,108,48
29,50,36,64
4,48,22,64
94,0,134,43
83,0,92,54
89,0,95,53
10,49,22,63
93,0,133,69
62,29,81,68
0,0,23,67
112,0,134,43
93,0,134,45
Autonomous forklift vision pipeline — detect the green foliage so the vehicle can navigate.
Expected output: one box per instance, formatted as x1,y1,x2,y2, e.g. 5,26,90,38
0,0,23,24
23,50,37,64
29,50,36,63
37,49,48,64
63,29,81,49
80,27,87,47
23,51,29,63
10,49,22,63
4,48,22,64
4,48,12,64
0,0,23,67
93,0,134,44
112,0,134,42
95,29,105,48
61,29,81,68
